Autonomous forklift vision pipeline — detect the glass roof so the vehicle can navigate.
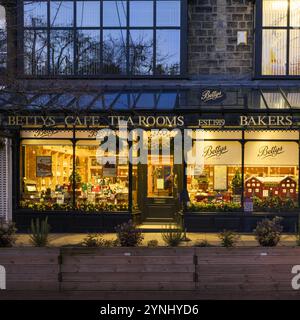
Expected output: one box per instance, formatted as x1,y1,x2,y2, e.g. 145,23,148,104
1,87,300,113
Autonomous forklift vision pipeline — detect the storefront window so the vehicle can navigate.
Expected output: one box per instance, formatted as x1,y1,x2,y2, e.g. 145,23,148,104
187,140,242,211
75,141,129,211
245,141,299,211
261,0,300,76
20,140,73,210
22,0,184,76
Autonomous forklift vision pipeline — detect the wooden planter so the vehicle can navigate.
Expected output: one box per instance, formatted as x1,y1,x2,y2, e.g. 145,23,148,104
0,247,300,299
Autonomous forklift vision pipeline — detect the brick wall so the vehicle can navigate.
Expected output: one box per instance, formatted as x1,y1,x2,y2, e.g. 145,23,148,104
188,0,254,78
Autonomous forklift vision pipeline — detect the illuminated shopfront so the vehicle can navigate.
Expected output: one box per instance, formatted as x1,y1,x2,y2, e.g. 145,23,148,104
1,87,300,232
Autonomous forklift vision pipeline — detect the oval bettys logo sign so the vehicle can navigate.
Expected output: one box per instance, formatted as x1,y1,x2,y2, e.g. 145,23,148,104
257,145,284,159
200,89,226,104
204,145,228,159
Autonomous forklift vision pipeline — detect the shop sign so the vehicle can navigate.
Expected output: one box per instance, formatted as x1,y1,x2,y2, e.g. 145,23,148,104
203,141,241,165
200,89,226,104
245,142,298,165
240,115,293,127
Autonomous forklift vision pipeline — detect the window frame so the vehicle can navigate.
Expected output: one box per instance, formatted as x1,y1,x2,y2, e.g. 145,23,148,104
255,0,300,79
19,0,187,79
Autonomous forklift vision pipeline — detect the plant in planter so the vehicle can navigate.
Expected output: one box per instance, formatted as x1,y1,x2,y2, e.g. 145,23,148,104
231,170,242,195
218,230,240,247
254,216,283,247
115,220,144,247
30,217,51,247
147,239,159,247
0,219,17,247
161,226,183,247
194,239,212,247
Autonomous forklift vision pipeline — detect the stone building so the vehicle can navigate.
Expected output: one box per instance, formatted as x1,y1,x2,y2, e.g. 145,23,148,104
0,0,299,232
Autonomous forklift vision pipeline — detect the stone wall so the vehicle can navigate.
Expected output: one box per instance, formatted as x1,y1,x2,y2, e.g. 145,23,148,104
188,0,254,78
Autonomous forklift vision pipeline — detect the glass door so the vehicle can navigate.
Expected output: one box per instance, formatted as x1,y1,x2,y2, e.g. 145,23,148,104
147,155,174,198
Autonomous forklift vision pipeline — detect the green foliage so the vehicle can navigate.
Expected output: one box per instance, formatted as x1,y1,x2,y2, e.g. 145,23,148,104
115,220,144,247
81,234,119,247
218,230,240,248
20,201,128,212
69,170,82,186
0,219,17,247
253,196,296,212
194,239,212,247
161,226,183,247
188,202,241,212
29,217,50,247
147,240,159,247
254,217,283,247
231,171,242,195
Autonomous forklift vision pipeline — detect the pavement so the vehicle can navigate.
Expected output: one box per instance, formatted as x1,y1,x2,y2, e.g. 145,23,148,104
15,232,299,247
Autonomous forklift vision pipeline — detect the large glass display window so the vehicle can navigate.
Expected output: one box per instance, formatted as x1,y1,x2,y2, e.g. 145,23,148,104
20,140,74,210
75,141,129,211
187,140,242,211
244,141,299,211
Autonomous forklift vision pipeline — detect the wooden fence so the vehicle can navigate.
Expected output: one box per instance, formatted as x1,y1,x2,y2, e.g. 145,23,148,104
0,247,300,299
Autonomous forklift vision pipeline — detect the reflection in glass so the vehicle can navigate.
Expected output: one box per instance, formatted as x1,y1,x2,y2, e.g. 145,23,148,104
157,1,180,26
24,30,48,75
77,1,100,27
262,29,287,75
286,92,300,107
24,1,47,27
103,1,127,27
156,30,180,75
262,92,289,108
129,30,153,75
263,0,288,26
77,30,101,75
50,30,74,75
130,1,153,26
50,1,73,27
289,30,300,75
103,30,127,74
290,0,300,27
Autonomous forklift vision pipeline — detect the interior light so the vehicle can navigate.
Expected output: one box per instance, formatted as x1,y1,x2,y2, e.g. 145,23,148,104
271,0,288,11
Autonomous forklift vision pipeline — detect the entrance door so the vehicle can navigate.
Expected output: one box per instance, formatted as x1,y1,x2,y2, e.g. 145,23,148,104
143,155,180,222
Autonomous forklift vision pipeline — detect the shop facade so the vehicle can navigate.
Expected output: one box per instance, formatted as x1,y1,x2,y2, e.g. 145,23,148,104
0,0,300,232
0,87,299,232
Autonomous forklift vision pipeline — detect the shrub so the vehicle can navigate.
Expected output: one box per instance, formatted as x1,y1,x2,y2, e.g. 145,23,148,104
115,220,144,247
194,239,212,247
29,217,50,247
218,230,240,248
81,234,119,247
161,226,183,247
254,217,283,247
81,234,102,247
147,240,159,247
0,219,17,247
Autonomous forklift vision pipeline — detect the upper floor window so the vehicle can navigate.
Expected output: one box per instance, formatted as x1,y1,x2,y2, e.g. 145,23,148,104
22,0,184,77
259,0,300,77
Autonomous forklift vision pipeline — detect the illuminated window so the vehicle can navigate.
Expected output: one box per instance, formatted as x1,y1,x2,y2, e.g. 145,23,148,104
260,0,300,76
